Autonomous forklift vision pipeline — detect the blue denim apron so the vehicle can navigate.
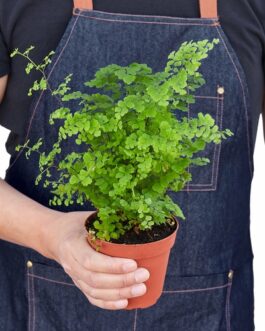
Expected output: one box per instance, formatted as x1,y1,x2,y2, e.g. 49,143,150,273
1,0,255,330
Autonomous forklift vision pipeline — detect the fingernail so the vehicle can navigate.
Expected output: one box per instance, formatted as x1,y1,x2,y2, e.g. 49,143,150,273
122,262,137,272
134,269,150,283
131,284,146,297
115,300,128,309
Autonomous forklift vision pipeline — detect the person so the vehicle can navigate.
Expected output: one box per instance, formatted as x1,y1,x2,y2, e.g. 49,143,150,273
0,0,264,330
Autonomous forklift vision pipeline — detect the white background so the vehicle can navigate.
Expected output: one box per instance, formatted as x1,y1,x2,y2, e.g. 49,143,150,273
0,119,264,329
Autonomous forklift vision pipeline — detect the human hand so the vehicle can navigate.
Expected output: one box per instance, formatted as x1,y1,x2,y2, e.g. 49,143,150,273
41,210,150,310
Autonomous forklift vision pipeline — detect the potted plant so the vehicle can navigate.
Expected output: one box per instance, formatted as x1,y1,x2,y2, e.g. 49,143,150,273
12,38,233,310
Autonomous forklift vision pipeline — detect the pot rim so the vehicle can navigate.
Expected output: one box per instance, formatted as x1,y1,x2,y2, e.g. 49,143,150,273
85,210,179,245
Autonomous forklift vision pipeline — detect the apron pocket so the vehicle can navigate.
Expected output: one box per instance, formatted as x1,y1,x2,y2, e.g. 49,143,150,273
178,90,224,192
26,261,135,331
135,270,233,331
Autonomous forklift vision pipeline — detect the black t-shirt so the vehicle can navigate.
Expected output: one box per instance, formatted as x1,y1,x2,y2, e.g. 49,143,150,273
0,0,265,155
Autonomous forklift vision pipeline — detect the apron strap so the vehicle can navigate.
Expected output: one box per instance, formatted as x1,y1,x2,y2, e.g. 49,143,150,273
73,0,218,18
199,0,218,18
74,0,93,10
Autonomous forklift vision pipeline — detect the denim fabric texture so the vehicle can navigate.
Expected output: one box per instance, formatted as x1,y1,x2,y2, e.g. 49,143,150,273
1,7,255,331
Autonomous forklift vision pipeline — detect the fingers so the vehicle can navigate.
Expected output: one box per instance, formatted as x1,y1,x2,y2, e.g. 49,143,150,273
72,278,128,310
82,267,150,289
72,267,149,310
76,279,147,301
83,249,138,274
72,235,139,274
64,250,150,291
73,279,128,310
86,296,128,310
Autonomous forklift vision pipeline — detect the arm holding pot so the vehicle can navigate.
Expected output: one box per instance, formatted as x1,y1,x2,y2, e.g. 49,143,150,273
0,176,149,310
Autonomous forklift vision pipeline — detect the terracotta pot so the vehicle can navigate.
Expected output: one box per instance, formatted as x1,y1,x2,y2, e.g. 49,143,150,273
85,212,179,310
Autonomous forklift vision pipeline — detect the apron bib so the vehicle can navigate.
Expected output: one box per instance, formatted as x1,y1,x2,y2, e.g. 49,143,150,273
2,0,255,330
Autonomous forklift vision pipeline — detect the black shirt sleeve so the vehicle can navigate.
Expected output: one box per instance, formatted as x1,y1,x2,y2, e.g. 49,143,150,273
0,0,73,139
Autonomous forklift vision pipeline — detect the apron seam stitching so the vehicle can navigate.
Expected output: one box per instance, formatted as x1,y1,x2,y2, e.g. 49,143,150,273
214,25,253,178
27,273,75,287
133,309,138,331
73,12,218,26
27,267,34,331
213,95,224,191
225,280,233,331
162,282,231,293
27,269,31,331
32,270,36,331
181,94,223,191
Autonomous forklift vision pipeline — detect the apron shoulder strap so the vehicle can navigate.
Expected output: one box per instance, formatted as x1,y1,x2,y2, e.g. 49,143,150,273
74,0,93,10
199,0,218,18
73,0,218,19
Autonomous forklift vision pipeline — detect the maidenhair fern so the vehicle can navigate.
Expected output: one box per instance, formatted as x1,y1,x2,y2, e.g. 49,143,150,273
13,39,233,241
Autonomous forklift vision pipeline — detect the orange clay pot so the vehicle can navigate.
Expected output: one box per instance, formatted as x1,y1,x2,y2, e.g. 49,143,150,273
85,212,179,310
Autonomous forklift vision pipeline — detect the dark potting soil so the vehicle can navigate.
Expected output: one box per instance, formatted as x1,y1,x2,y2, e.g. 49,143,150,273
85,216,178,244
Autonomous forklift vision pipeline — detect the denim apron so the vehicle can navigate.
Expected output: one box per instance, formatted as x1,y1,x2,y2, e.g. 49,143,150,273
1,0,255,330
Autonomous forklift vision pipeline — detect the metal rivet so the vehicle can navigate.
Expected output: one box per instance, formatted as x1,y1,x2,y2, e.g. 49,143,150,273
228,270,233,279
217,86,225,95
27,260,33,268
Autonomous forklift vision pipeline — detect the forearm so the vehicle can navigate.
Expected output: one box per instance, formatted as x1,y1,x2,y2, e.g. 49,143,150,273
0,177,61,257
